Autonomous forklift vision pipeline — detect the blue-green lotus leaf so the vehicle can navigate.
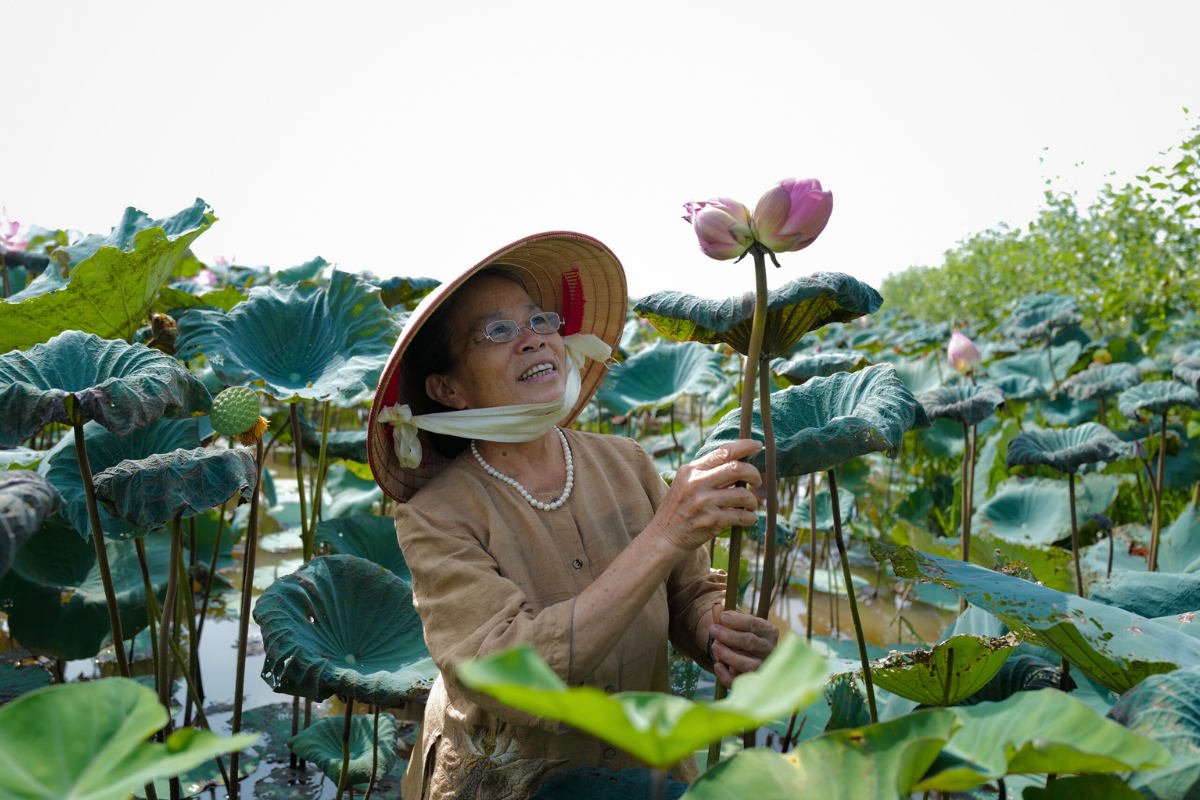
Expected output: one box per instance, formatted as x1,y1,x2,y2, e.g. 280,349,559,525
1038,393,1100,427
531,767,687,800
1119,380,1200,418
986,341,1083,392
1088,572,1200,619
917,417,968,458
695,364,931,477
743,510,797,547
0,447,44,471
0,663,51,704
955,654,1060,706
1116,422,1200,492
0,472,63,581
789,486,856,531
175,269,402,403
887,321,952,354
871,542,1200,693
6,266,68,303
596,341,724,415
868,634,1019,707
272,256,329,285
39,418,205,541
971,475,1119,547
0,331,211,447
324,462,382,519
634,273,883,358
286,712,397,787
771,351,871,385
92,448,257,533
1108,666,1200,800
886,354,948,395
1173,343,1200,365
1176,358,1200,392
998,297,1083,341
1006,423,1131,474
920,382,1005,426
294,409,368,462
313,514,410,582
988,373,1047,402
1061,362,1141,402
254,554,436,707
62,199,212,266
372,275,440,311
1160,505,1200,574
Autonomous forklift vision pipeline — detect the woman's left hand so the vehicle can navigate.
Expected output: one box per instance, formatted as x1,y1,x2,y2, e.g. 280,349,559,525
706,604,779,688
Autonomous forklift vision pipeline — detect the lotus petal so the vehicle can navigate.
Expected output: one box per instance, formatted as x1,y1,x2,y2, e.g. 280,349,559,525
596,341,724,415
286,712,397,786
1006,423,1131,474
313,514,410,581
0,472,62,581
971,475,1119,546
1175,358,1200,392
1109,666,1200,800
920,382,1004,426
176,270,402,404
1061,362,1141,401
634,273,882,358
986,341,1083,392
771,351,871,385
988,373,1046,402
1119,380,1200,418
254,555,436,707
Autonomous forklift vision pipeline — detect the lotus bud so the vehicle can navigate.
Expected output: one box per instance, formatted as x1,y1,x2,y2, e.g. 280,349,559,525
1092,513,1113,532
683,198,755,261
750,178,834,253
1133,440,1150,461
947,330,981,373
211,386,269,446
0,207,28,254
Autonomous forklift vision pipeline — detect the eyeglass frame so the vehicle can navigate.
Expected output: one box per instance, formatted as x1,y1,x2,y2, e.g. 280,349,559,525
479,311,563,343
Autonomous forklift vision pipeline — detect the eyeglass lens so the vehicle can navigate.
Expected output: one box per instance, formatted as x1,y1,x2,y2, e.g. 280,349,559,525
484,312,561,342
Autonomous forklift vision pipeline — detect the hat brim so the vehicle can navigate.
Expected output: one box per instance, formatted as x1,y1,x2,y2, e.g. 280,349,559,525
367,231,628,503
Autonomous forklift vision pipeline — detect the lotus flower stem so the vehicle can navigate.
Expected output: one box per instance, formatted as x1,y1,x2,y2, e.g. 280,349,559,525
1045,334,1059,390
1149,410,1168,572
158,512,183,721
650,767,666,800
756,364,779,620
229,438,264,799
1068,474,1084,595
669,403,681,470
307,401,332,549
363,707,380,800
178,547,201,727
966,424,978,532
1097,395,1108,427
805,474,818,642
941,649,955,707
336,697,355,799
1107,527,1114,579
195,499,228,643
291,403,312,563
959,423,971,614
133,537,160,689
72,421,131,679
828,469,877,722
1135,471,1150,524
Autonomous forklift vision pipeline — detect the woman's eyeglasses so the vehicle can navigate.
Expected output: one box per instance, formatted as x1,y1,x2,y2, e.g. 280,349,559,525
481,312,562,343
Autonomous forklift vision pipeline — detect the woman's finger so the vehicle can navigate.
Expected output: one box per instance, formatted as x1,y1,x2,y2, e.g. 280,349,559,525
719,612,781,646
696,458,762,490
712,641,764,674
709,624,768,655
713,661,736,689
690,439,763,471
713,486,759,511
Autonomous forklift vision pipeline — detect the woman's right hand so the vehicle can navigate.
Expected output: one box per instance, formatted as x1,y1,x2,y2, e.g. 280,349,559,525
650,439,764,554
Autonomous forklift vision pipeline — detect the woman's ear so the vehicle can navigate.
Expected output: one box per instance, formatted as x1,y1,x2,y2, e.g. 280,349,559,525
425,373,468,410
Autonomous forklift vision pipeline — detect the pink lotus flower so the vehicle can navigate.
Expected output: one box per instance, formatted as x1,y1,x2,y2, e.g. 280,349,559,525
194,268,219,287
948,330,981,372
683,198,755,261
750,178,833,253
0,207,28,255
213,255,235,267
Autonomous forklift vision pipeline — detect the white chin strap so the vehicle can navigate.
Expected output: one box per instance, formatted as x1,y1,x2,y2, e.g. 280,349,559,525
377,333,612,469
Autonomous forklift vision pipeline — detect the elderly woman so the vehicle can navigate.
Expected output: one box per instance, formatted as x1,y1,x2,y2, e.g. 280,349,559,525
367,232,779,800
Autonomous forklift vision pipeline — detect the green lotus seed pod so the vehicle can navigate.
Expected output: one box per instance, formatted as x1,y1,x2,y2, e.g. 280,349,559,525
210,386,262,436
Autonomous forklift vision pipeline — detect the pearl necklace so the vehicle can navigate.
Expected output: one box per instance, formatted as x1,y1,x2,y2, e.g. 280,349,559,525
470,428,574,511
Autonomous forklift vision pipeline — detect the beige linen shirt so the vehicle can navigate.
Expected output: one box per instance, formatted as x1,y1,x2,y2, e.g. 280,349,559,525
394,428,726,800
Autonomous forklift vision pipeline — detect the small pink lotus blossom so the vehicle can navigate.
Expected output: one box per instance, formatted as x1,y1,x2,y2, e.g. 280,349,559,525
948,330,981,372
750,178,833,253
213,255,235,267
1133,440,1150,460
683,198,755,261
194,268,219,287
0,207,29,255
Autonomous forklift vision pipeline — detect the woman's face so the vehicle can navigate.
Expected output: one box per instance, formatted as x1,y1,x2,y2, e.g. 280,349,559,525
425,275,568,410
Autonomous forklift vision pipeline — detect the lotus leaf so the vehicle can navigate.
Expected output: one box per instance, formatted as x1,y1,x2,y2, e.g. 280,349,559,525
695,365,931,477
824,673,872,732
1159,505,1200,574
1174,343,1200,365
294,409,368,462
150,284,245,315
771,350,871,385
1038,393,1100,427
286,712,397,786
971,475,1119,547
1006,423,1131,474
989,373,1047,402
1088,571,1200,619
1175,358,1200,392
887,354,948,395
324,462,382,518
744,510,797,547
1023,775,1141,799
1109,665,1200,800
684,709,959,800
254,555,436,707
372,274,440,310
92,448,256,532
6,267,68,303
457,632,826,768
0,331,211,448
175,269,402,404
0,447,44,471
986,341,1083,392
869,634,1020,707
596,341,724,415
956,653,1060,706
872,542,1200,693
887,321,952,353
1061,362,1142,401
272,255,330,285
789,486,856,531
1119,380,1200,418
0,201,216,351
39,418,206,541
0,471,62,580
920,382,1005,426
998,297,1083,341
0,663,51,704
530,767,687,800
0,677,256,800
789,565,872,597
918,417,969,458
313,514,410,581
633,273,882,358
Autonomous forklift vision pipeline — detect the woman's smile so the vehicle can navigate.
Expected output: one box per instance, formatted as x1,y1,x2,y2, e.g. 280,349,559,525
517,362,558,383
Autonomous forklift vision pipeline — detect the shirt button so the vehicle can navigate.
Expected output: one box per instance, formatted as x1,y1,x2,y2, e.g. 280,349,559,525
604,685,615,694
572,558,583,570
604,748,616,759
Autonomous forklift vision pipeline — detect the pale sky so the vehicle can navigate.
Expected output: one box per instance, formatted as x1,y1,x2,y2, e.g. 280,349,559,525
6,1,1197,301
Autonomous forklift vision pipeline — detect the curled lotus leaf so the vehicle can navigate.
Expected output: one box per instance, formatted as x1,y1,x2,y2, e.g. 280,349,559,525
695,364,931,477
92,448,257,533
0,330,212,447
1159,505,1200,574
871,541,1200,693
1172,342,1200,366
997,296,1083,341
0,471,63,581
971,475,1119,547
1088,571,1200,619
370,275,440,311
867,634,1020,707
1039,393,1100,427
886,354,948,395
596,340,725,415
272,255,330,285
1119,380,1200,418
254,554,436,707
1006,423,1131,474
633,273,882,358
1174,358,1200,393
286,712,397,787
294,408,368,462
1108,665,1200,800
770,350,871,385
956,653,1061,706
988,373,1046,402
789,486,856,531
986,341,1083,392
175,270,402,404
919,382,1005,426
313,514,411,582
1061,362,1141,402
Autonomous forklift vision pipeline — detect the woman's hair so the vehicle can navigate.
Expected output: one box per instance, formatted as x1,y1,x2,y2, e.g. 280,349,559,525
399,265,528,459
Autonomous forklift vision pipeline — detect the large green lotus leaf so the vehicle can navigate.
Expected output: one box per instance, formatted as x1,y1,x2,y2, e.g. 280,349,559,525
596,341,724,415
313,514,410,581
0,201,215,351
0,330,211,447
1061,362,1142,402
770,350,871,385
684,709,959,800
1160,505,1200,574
371,275,440,311
60,199,212,265
294,409,368,462
868,634,1020,707
1108,665,1200,800
0,471,62,580
887,353,949,395
175,269,402,404
915,688,1167,793
789,486,856,531
0,663,51,704
0,447,44,471
254,554,436,707
150,284,245,315
531,767,687,800
887,321,952,354
0,677,256,800
1006,423,1131,474
39,418,206,541
272,256,330,285
1120,380,1200,418
457,632,826,768
324,462,382,518
92,448,256,532
955,653,1060,706
6,267,68,303
1175,358,1200,392
0,513,171,659
971,475,1119,547
871,542,1200,693
920,382,1005,426
998,297,1083,341
986,341,1083,392
1038,393,1099,427
743,509,797,547
1022,775,1141,800
917,416,968,458
989,373,1047,402
286,712,397,786
695,365,931,477
633,273,883,358
1175,343,1200,366
1088,571,1200,619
